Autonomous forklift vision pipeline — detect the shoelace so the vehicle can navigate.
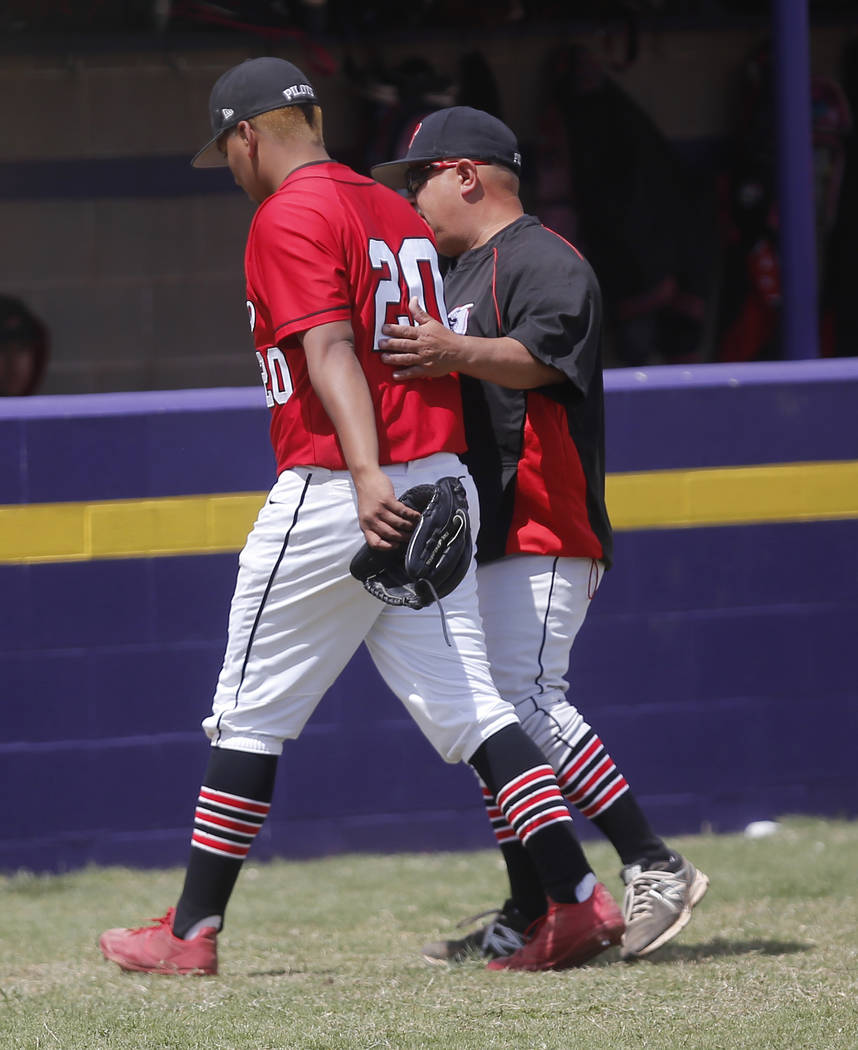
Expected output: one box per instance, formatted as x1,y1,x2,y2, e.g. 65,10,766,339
453,907,528,954
455,906,502,929
623,869,685,922
130,913,173,937
481,918,527,955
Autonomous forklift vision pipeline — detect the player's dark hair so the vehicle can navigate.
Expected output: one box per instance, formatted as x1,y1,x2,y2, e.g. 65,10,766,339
297,102,318,129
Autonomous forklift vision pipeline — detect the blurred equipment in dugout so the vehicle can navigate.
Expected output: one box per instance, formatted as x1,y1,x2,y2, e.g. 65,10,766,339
715,40,853,362
534,43,714,368
0,295,49,397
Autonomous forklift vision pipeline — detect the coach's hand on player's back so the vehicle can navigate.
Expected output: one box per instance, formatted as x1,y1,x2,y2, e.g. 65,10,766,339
354,467,420,550
380,297,458,380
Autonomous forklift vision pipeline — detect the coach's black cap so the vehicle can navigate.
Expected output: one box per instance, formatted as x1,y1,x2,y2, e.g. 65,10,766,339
371,106,522,189
192,56,319,168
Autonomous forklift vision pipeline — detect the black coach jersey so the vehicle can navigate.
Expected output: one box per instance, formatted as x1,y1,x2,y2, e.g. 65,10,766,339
445,214,613,567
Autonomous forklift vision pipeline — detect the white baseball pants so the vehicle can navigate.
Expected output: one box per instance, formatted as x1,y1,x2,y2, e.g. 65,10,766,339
203,452,518,763
475,554,605,772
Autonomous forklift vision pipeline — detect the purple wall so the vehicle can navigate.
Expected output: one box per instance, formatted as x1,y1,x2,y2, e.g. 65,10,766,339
1,360,857,873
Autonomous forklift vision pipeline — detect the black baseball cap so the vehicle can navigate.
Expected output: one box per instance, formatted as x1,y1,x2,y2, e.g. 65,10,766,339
192,56,319,168
371,106,522,189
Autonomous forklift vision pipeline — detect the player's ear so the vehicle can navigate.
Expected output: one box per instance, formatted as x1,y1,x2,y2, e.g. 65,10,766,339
236,119,258,155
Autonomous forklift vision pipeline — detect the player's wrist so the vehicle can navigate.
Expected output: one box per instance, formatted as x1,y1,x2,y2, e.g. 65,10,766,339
350,462,385,485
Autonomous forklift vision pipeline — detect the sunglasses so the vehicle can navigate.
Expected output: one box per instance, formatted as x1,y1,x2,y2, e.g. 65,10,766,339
405,159,490,195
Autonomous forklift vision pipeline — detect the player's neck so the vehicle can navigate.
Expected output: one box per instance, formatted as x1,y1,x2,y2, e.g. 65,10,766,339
263,142,331,195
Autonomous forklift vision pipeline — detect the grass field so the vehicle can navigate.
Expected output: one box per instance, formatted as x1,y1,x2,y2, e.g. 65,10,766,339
1,816,856,1050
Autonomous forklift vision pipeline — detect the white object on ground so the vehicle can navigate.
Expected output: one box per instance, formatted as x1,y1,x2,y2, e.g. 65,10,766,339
744,820,780,839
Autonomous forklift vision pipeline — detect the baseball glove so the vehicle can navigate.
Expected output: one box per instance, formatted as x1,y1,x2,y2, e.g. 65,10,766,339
349,475,472,610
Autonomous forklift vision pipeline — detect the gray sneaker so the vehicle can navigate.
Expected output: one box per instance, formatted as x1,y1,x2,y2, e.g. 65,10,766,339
619,854,709,959
421,901,531,965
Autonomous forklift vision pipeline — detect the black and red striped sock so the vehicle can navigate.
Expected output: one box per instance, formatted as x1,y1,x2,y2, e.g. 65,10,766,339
558,729,669,865
557,728,629,818
172,747,278,939
480,782,548,921
469,726,592,904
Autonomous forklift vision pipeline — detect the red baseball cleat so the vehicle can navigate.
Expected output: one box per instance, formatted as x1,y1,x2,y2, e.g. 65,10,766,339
486,883,624,972
99,907,218,976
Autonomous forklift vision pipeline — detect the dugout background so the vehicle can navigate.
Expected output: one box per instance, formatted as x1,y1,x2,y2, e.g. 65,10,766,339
1,3,857,392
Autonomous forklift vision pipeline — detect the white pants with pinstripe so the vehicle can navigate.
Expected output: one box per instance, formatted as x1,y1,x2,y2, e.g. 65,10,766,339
476,555,628,819
202,452,518,764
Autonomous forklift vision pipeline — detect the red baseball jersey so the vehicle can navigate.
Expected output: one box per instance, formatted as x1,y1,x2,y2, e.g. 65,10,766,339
244,160,465,472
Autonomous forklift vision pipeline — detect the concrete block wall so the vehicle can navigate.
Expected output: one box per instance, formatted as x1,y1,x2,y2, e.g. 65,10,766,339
1,21,853,393
1,48,255,393
1,359,856,873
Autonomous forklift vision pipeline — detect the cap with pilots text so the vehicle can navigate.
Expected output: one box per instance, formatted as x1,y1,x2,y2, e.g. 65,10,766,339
370,106,522,190
192,56,319,169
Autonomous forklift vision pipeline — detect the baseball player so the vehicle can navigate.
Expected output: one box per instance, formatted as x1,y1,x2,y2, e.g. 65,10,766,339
98,59,625,977
372,107,709,963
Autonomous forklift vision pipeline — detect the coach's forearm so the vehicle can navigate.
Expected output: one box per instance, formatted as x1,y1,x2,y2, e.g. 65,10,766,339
383,325,564,389
452,334,564,388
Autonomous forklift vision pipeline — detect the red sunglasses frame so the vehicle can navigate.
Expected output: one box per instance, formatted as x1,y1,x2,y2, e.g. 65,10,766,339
405,159,490,195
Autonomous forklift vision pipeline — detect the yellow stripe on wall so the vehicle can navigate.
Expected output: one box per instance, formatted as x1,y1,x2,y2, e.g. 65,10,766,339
1,461,856,565
0,493,264,564
607,460,858,530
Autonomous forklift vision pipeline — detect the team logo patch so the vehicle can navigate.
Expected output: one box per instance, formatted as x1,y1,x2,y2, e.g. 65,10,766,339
448,303,474,335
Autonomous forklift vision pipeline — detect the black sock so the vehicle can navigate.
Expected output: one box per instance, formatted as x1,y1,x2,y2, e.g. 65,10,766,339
591,791,671,867
521,824,592,903
469,725,592,904
499,841,548,921
172,747,278,939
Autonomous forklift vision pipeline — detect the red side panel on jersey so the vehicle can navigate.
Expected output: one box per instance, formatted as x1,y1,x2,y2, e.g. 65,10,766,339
506,392,604,559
